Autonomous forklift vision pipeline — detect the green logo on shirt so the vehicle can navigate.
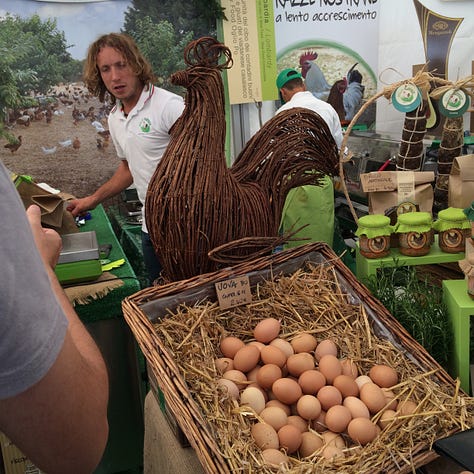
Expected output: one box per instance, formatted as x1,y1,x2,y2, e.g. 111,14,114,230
139,118,151,133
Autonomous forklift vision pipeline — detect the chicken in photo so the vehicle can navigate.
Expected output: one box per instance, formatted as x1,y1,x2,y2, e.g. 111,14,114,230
299,51,331,101
4,135,22,153
343,64,365,121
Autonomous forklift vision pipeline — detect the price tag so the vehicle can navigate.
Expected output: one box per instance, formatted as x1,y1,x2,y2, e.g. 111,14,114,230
391,83,422,113
215,275,252,310
438,88,470,117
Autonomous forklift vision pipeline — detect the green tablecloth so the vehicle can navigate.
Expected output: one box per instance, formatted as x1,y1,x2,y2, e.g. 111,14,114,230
72,205,142,322
106,205,147,288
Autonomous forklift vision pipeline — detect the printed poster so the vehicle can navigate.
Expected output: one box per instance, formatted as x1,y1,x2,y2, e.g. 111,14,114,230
221,0,380,122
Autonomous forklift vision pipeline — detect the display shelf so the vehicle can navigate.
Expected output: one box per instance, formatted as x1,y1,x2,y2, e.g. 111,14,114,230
356,235,464,283
442,279,473,394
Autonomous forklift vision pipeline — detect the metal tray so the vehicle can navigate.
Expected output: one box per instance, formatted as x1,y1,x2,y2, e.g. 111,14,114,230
58,231,99,264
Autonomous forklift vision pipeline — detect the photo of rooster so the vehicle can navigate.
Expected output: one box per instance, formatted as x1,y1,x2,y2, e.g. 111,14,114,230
278,46,376,128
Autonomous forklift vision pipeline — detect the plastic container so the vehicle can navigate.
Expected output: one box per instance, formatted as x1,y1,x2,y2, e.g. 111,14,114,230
433,207,470,253
355,214,393,259
395,212,433,257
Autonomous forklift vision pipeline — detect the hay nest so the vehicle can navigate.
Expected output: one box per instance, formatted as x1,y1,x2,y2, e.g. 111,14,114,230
152,261,474,473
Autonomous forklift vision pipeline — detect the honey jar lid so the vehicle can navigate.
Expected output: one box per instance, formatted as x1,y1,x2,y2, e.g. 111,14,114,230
355,214,392,238
395,211,432,233
433,207,470,232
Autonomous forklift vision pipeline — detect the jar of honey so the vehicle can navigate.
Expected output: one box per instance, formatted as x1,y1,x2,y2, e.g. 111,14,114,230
395,212,433,257
433,207,470,253
355,214,392,259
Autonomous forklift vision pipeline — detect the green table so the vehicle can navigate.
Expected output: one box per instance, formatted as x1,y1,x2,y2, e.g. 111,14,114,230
106,205,147,288
356,235,464,284
71,205,144,474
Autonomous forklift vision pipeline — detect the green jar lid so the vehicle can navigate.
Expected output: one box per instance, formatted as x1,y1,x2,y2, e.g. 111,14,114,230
395,211,432,233
433,207,470,232
355,214,392,238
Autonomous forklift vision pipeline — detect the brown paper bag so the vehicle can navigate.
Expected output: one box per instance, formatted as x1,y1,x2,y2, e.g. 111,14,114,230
360,171,435,217
15,178,78,234
448,154,474,209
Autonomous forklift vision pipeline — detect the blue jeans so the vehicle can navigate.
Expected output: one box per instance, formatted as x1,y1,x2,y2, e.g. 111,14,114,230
141,231,163,285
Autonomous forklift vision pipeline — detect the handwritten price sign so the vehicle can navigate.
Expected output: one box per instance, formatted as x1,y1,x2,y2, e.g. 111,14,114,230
215,276,252,309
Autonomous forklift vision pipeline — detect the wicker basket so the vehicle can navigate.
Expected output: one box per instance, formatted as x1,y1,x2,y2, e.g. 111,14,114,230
122,243,473,473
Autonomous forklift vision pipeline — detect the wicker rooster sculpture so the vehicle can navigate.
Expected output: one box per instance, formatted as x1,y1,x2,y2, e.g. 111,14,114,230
145,37,339,282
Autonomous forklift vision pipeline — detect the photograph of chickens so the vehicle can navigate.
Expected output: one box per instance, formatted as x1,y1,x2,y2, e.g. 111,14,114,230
278,46,377,128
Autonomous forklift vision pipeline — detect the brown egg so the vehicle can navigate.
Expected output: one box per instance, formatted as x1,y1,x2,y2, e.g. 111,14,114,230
347,417,378,445
270,338,295,358
298,369,326,395
340,358,359,378
260,406,288,431
325,405,352,433
343,396,370,419
299,431,324,457
260,345,287,368
369,364,399,388
257,364,283,389
397,399,417,416
261,448,288,468
246,366,261,383
251,422,279,450
233,344,261,373
290,333,317,353
378,409,398,430
272,378,303,405
248,341,265,351
286,352,315,377
220,336,245,358
321,431,345,448
317,385,342,411
287,415,309,433
254,317,281,343
215,357,234,374
382,388,398,411
359,383,387,414
240,386,266,414
322,445,344,460
278,424,302,454
314,339,338,361
217,378,239,399
318,354,342,384
296,394,322,420
333,374,359,398
222,369,247,390
266,399,291,415
311,410,327,433
355,375,373,390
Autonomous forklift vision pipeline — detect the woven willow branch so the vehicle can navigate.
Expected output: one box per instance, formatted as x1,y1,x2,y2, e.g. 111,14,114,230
145,37,339,282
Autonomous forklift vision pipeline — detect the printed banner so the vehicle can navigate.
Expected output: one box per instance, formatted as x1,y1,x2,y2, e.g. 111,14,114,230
221,0,380,118
221,0,277,104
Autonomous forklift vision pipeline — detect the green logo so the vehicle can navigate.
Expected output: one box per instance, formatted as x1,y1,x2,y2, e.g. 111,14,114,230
139,118,151,133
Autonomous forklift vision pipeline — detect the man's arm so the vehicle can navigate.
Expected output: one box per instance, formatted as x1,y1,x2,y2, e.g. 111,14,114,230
0,206,109,474
67,159,133,217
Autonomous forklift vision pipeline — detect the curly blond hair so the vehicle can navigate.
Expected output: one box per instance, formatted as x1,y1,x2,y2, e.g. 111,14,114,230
83,32,156,104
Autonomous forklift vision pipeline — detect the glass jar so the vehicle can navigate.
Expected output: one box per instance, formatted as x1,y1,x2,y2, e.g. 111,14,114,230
433,207,470,253
355,214,393,259
395,211,433,257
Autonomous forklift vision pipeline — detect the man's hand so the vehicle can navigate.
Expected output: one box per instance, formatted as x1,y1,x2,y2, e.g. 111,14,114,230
26,205,62,269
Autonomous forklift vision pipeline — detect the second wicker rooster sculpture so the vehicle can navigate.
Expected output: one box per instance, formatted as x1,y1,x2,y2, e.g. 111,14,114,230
145,37,339,282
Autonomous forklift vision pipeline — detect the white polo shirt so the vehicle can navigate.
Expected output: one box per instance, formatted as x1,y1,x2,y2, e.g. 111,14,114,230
108,84,185,232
